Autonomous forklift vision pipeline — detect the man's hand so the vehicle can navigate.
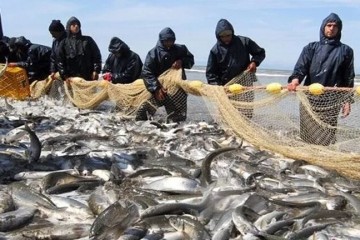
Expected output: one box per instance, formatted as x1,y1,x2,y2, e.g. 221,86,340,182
50,72,56,80
172,60,182,70
287,78,300,91
65,78,72,84
92,71,99,80
246,62,257,73
154,87,167,101
341,102,351,118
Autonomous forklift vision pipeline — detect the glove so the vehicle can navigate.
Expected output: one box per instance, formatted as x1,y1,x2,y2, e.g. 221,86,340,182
102,72,112,81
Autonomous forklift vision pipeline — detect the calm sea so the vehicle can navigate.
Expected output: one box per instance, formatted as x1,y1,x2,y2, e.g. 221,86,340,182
186,66,360,85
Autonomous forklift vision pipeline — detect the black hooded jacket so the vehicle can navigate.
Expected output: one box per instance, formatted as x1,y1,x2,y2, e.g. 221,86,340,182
50,32,66,73
13,36,51,83
58,17,102,80
206,19,266,85
288,13,354,88
102,37,143,84
0,38,10,63
0,36,23,63
142,27,195,93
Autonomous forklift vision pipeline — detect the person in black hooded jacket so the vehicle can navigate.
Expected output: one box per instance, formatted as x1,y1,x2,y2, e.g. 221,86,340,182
206,19,265,86
287,13,354,145
0,38,10,63
102,37,142,84
7,37,26,62
58,16,102,81
48,20,66,80
206,19,265,119
135,27,194,122
8,36,51,83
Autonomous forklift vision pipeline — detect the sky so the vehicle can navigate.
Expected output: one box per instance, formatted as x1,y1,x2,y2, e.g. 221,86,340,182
1,0,360,72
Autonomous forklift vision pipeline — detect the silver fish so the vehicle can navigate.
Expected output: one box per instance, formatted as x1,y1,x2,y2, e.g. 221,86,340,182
142,176,202,195
90,199,139,238
211,210,234,240
48,195,94,219
23,124,41,162
232,205,258,236
169,215,211,240
287,223,334,240
0,191,14,214
11,223,91,239
9,182,57,210
4,98,14,111
200,146,240,186
0,207,38,232
87,186,117,216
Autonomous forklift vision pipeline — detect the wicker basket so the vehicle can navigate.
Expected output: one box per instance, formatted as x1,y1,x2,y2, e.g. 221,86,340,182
0,66,30,100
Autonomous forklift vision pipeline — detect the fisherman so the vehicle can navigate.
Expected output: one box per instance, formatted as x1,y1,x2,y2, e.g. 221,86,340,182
135,27,194,122
58,16,102,81
206,18,265,118
0,13,9,63
0,38,10,63
6,37,26,62
206,18,265,85
287,13,354,145
102,37,143,84
48,20,66,80
8,36,51,84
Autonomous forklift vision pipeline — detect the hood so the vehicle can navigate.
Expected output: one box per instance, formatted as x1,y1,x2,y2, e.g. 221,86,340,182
49,19,65,33
320,13,342,44
14,36,31,51
66,16,82,36
215,19,234,40
159,27,176,41
108,37,130,55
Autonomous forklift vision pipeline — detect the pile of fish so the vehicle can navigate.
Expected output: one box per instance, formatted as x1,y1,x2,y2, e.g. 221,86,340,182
0,96,360,240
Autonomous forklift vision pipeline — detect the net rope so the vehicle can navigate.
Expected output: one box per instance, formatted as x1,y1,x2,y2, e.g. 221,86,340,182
2,63,360,179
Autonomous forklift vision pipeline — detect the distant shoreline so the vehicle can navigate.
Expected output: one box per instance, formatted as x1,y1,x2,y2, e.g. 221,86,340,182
186,66,360,84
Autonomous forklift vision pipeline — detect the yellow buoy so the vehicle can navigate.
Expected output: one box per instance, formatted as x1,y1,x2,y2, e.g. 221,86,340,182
309,83,325,95
355,86,360,96
228,84,244,94
266,83,282,94
133,79,145,86
189,80,203,88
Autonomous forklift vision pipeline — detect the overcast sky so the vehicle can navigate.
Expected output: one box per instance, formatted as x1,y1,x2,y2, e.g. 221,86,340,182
1,0,359,71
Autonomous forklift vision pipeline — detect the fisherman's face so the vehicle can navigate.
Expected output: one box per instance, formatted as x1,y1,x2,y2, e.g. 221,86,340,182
70,23,80,34
324,22,339,39
50,31,63,39
162,39,175,50
220,33,232,45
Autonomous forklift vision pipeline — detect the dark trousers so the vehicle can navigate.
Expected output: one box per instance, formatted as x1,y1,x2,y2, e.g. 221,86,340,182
228,72,256,119
299,93,341,146
135,88,187,122
230,90,255,119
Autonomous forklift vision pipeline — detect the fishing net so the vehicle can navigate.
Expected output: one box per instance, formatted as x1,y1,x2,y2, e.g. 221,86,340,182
3,64,360,179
